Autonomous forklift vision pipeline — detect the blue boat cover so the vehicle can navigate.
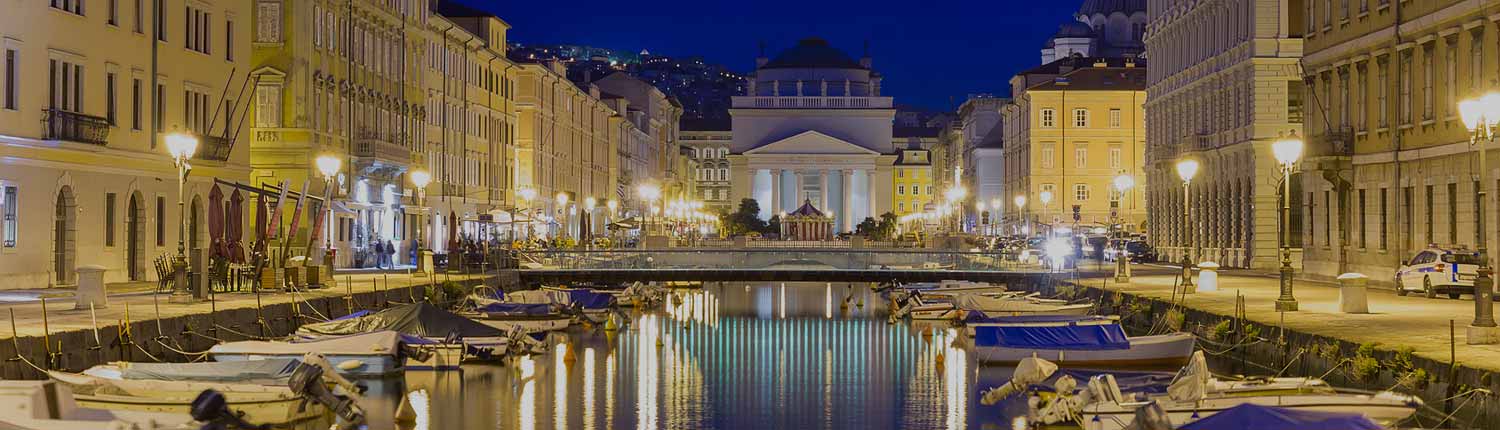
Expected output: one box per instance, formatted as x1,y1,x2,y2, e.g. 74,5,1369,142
331,310,371,321
973,321,1130,350
1025,369,1176,395
551,288,615,309
965,313,1115,324
1178,403,1382,430
477,302,555,316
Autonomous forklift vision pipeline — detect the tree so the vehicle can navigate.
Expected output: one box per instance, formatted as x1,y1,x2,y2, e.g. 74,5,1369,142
723,198,768,236
855,217,879,238
875,212,899,241
765,215,782,236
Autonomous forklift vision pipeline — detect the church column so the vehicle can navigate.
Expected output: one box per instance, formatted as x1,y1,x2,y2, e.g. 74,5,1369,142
772,80,780,97
771,169,783,216
795,170,806,204
819,169,831,213
865,169,876,219
842,170,854,232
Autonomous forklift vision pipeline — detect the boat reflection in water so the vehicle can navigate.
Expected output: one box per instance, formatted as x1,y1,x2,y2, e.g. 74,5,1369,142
328,282,1043,430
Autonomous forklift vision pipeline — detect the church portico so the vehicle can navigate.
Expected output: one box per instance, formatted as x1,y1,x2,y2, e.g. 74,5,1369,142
741,150,890,233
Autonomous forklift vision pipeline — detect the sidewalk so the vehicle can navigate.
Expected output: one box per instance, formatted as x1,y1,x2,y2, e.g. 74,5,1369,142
0,270,484,339
1077,264,1500,373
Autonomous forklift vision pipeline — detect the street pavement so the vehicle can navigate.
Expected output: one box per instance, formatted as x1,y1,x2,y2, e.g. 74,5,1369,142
1074,262,1500,372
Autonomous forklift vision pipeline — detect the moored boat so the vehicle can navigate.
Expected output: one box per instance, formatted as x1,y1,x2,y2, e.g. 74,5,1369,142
967,315,1195,368
47,371,321,425
0,380,197,430
467,302,572,333
209,331,413,376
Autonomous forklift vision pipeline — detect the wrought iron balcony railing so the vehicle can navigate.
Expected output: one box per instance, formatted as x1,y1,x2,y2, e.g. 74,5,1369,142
199,135,232,161
42,109,110,145
353,130,411,165
1309,126,1354,158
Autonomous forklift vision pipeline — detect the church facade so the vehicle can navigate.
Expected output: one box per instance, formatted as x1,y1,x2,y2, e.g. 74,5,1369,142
726,38,900,233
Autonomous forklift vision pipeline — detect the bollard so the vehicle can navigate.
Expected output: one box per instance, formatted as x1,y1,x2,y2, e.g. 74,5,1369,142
1337,273,1369,314
1195,261,1220,293
74,265,108,310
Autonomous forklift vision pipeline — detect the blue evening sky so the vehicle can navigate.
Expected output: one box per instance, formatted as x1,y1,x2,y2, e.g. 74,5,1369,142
455,0,1081,111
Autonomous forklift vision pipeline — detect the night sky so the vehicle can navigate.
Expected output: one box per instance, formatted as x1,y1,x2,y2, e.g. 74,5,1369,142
455,0,1082,111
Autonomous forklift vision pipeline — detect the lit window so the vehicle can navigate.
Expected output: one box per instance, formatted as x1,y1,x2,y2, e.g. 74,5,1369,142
1075,184,1090,202
1,186,15,247
1108,109,1121,128
1073,108,1089,127
1040,108,1055,127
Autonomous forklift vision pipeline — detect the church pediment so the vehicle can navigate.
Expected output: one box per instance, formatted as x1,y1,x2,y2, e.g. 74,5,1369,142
744,130,881,155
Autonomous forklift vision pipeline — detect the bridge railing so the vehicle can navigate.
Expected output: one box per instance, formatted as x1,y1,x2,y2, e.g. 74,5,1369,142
516,249,1042,272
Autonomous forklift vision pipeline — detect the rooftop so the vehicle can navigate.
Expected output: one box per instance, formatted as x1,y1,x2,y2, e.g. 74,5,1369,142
761,38,867,70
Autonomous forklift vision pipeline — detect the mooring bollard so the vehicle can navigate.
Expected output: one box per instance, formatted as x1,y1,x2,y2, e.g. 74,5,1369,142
1337,273,1369,314
1196,261,1220,293
74,265,108,310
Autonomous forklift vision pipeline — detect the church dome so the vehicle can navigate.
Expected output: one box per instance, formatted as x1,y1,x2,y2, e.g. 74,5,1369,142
761,38,866,70
1053,22,1095,39
1078,0,1146,16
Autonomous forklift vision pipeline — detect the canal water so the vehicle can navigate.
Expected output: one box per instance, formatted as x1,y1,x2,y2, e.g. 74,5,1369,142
324,282,1045,430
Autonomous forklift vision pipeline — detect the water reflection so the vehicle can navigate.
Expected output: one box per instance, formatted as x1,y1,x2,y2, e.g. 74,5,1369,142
341,282,1027,429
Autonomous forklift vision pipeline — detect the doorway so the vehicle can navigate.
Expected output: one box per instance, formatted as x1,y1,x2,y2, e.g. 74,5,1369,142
53,186,76,284
127,193,144,281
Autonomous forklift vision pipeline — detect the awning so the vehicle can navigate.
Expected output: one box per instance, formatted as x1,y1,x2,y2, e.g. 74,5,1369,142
330,201,359,216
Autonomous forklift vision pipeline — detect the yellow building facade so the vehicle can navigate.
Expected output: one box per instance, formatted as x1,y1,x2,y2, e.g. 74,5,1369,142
0,0,252,287
891,149,934,217
1004,58,1148,233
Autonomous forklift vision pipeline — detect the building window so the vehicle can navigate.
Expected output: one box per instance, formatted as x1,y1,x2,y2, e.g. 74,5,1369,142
1108,108,1121,128
1,186,15,248
1358,188,1367,248
1422,45,1434,120
133,0,143,33
108,0,118,25
1074,184,1090,202
1040,108,1055,127
1073,108,1089,127
105,193,116,247
255,84,281,127
1446,39,1457,118
256,1,282,43
51,0,85,15
225,19,234,61
897,185,905,195
1425,185,1434,243
1074,145,1087,168
154,83,164,133
1472,32,1483,92
155,196,165,246
1377,58,1388,127
1109,147,1122,169
1041,144,1054,169
131,78,141,130
1399,51,1412,124
185,6,211,54
1338,69,1349,128
912,185,920,195
155,0,166,41
1354,63,1366,130
49,59,84,112
926,185,932,195
1403,186,1413,250
898,202,905,212
184,88,209,134
1448,183,1458,244
1040,184,1055,200
4,48,16,110
106,72,117,125
1324,191,1332,245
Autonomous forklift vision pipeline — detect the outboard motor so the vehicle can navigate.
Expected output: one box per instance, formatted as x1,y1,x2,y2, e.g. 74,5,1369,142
191,390,268,430
289,363,366,430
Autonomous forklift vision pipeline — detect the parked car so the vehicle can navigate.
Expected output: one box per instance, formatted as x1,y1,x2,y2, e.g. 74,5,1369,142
1103,240,1157,263
1396,246,1483,299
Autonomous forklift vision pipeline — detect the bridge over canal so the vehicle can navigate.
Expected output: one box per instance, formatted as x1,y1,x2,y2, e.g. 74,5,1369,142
514,249,1103,284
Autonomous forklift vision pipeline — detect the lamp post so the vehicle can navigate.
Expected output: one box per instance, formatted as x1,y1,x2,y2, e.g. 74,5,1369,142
1014,195,1028,236
637,184,661,237
409,169,430,249
316,156,343,267
518,188,537,241
556,192,570,241
165,132,199,303
975,201,988,237
1176,159,1200,292
1458,94,1500,341
1113,174,1135,283
1039,190,1053,237
584,197,597,248
1272,132,1304,311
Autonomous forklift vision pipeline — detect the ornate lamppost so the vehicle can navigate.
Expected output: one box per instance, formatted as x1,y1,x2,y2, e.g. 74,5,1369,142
1014,195,1028,236
1176,159,1200,292
1113,174,1135,283
409,169,430,250
316,155,343,268
165,132,199,303
518,188,537,241
1272,132,1303,311
1458,94,1500,343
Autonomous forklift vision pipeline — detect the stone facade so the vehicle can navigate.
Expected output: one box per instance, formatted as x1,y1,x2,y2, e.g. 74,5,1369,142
1143,0,1305,269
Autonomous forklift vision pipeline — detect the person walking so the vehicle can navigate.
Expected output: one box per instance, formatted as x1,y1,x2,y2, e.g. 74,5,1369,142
372,240,386,269
385,239,397,268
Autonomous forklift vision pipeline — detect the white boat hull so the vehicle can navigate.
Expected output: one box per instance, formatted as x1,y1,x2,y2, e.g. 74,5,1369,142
475,316,571,333
971,332,1195,368
1080,393,1418,430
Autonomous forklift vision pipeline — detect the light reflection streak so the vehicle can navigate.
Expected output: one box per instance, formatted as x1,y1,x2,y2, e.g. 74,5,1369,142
584,347,596,430
637,314,659,430
407,389,430,430
944,328,968,430
519,356,536,430
824,283,832,319
606,347,616,426
779,283,786,319
555,343,568,429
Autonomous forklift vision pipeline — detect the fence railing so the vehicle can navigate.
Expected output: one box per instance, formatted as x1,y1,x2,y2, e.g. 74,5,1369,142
518,249,1038,272
42,108,111,145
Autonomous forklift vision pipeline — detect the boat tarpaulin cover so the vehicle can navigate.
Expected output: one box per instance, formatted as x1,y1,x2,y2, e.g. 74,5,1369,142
111,359,301,383
296,303,506,338
972,320,1130,350
211,331,404,355
1178,403,1382,430
965,314,1115,324
1026,369,1176,395
477,302,556,316
549,288,616,309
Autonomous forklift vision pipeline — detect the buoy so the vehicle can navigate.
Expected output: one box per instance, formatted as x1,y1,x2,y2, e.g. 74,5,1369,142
604,316,619,332
394,392,419,424
856,299,865,308
935,351,946,370
655,336,664,348
336,359,366,371
563,345,577,364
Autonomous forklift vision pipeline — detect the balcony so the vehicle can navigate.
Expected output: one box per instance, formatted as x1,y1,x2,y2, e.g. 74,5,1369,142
199,135,232,161
731,96,893,109
1308,126,1354,158
42,109,110,145
353,130,411,165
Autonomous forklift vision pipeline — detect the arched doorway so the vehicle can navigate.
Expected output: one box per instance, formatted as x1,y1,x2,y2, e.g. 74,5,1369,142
53,186,76,284
127,193,145,281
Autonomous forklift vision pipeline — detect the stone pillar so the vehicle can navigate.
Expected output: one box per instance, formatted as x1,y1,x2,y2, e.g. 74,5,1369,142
771,169,782,215
795,171,806,204
796,80,804,96
865,169,876,219
74,265,107,310
842,170,854,232
819,169,830,213
820,80,828,96
772,80,780,96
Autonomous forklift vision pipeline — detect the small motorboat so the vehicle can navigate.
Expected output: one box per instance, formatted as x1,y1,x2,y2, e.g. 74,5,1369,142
294,302,543,369
903,281,1008,296
47,371,321,425
81,358,302,386
467,302,572,333
0,380,197,429
209,330,415,376
1073,352,1420,430
967,315,1195,368
951,293,1093,317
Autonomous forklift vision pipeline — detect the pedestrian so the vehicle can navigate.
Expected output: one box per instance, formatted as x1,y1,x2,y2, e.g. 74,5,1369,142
385,239,397,268
372,240,386,269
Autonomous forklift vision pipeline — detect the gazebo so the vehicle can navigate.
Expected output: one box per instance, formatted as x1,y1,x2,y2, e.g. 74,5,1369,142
782,199,834,240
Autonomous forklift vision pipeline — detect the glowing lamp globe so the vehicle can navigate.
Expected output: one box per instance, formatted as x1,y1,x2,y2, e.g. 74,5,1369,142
1175,159,1200,183
1460,98,1486,131
1113,174,1135,192
1014,195,1027,209
410,170,431,189
1272,133,1304,166
165,133,199,160
1039,191,1053,205
556,193,569,207
584,197,597,211
518,188,537,202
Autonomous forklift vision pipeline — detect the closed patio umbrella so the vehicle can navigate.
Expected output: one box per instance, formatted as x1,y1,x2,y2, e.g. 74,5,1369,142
447,211,458,252
208,185,225,260
227,189,245,264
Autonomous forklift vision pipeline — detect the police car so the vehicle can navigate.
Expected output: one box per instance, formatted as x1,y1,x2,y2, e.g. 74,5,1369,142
1395,246,1483,299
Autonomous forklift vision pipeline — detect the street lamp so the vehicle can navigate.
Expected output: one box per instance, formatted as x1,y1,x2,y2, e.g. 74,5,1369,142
1039,190,1053,237
638,184,661,236
1272,131,1304,311
976,201,988,236
409,169,430,249
1113,174,1135,283
165,132,198,303
518,188,537,240
1458,93,1500,340
316,155,343,268
1014,195,1028,236
556,192,570,240
1176,159,1200,292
